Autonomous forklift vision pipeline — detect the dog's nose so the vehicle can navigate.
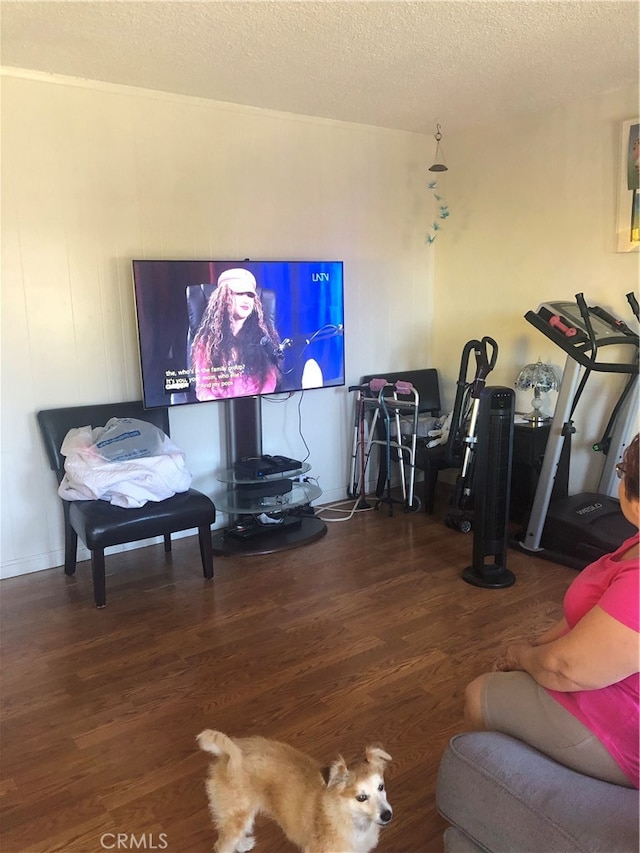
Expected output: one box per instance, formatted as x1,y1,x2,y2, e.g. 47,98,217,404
380,809,393,824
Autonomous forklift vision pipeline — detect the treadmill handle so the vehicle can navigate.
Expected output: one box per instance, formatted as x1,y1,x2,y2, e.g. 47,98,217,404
575,292,598,359
589,305,636,338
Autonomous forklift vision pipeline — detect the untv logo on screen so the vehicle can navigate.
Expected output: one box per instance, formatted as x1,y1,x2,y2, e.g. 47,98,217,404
311,272,330,281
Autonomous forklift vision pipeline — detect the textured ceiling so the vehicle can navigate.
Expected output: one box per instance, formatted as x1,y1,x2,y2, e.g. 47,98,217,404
1,1,638,134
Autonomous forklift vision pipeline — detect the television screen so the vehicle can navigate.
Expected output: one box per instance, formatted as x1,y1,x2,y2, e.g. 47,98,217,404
132,260,345,409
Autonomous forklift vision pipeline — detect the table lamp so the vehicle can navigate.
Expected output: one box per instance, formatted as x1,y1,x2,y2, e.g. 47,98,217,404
514,358,559,424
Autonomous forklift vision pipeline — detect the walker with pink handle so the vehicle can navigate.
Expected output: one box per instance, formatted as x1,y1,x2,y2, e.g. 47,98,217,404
348,378,421,515
374,379,421,515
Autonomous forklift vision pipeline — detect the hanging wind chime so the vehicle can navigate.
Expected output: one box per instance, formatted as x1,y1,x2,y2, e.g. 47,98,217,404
426,123,450,244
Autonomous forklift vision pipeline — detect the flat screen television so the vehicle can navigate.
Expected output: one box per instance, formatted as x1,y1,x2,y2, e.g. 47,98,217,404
132,260,345,409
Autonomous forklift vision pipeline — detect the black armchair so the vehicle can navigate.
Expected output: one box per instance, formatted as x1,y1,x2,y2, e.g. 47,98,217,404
37,400,216,607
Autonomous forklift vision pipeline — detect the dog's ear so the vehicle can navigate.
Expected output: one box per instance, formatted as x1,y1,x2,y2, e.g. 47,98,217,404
326,755,350,790
365,745,392,769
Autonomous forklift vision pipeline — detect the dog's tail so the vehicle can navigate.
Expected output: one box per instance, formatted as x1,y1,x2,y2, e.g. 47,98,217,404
197,730,243,773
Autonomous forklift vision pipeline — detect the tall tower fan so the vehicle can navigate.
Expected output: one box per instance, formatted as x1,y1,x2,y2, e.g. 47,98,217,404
462,387,516,588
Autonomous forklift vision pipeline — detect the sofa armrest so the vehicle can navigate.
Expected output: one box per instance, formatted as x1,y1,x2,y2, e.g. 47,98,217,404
436,732,639,853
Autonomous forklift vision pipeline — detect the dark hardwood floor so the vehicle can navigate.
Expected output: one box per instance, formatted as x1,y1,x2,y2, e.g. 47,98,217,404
0,489,574,852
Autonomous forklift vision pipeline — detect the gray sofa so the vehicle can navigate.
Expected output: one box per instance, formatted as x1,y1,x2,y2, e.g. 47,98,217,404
436,732,639,852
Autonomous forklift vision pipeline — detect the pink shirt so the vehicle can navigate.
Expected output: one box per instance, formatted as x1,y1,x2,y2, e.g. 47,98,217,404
546,532,639,787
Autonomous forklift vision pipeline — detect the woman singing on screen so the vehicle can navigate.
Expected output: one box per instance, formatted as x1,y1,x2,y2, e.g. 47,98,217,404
191,268,281,400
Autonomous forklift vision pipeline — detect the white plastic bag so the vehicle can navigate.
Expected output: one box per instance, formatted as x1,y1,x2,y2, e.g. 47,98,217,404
58,419,192,508
93,417,165,462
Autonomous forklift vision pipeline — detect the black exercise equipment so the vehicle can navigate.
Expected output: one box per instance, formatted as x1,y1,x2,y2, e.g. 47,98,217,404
518,292,639,570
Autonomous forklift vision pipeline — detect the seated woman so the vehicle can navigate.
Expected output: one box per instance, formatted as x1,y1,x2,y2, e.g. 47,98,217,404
464,433,639,789
191,268,281,400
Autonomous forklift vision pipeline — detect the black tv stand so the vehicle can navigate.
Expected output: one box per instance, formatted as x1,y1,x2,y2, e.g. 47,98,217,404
212,397,327,556
212,515,325,556
226,514,303,541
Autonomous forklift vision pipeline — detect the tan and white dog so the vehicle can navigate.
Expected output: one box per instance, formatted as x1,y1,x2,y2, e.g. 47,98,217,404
197,730,393,853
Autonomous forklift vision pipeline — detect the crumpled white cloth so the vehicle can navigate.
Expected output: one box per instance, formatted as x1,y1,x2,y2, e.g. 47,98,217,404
58,425,192,508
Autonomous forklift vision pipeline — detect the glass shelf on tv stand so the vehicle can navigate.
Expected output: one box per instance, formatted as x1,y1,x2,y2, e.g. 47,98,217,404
217,462,312,486
212,464,325,557
215,480,322,515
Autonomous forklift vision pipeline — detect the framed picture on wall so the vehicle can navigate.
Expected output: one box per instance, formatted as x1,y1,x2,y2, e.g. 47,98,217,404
616,118,639,252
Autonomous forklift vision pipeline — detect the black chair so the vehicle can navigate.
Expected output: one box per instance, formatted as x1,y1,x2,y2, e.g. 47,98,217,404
37,401,216,607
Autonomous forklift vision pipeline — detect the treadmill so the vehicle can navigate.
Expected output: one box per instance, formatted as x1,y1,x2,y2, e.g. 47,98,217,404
518,292,639,570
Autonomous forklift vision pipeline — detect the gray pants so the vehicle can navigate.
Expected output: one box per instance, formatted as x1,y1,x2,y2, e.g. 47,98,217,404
482,670,633,787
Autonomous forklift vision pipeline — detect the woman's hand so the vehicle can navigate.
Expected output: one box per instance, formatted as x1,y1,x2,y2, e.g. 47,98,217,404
491,606,638,691
491,617,568,672
492,645,530,672
531,617,569,646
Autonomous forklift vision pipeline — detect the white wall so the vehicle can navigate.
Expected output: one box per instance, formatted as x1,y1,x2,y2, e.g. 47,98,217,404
433,85,639,492
0,70,433,578
2,71,637,579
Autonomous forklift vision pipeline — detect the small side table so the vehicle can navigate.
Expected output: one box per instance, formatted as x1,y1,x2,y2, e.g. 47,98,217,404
510,421,551,522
